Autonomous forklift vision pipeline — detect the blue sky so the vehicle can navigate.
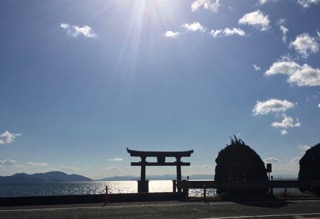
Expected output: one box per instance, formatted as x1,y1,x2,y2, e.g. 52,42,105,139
0,0,319,179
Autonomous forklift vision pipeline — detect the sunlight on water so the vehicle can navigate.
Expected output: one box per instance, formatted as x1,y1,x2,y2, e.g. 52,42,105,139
0,180,219,197
149,180,172,193
105,181,136,193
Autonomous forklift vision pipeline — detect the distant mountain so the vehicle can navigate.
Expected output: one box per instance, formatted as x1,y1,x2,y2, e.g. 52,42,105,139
0,171,93,183
98,174,213,181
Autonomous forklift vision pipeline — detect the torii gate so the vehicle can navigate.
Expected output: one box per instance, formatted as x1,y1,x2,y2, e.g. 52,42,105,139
127,148,193,193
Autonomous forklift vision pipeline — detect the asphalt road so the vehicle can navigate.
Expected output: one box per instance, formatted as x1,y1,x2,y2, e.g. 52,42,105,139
1,200,320,219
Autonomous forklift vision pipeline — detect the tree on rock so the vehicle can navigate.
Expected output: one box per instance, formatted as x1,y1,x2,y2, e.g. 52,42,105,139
214,136,268,196
298,143,320,196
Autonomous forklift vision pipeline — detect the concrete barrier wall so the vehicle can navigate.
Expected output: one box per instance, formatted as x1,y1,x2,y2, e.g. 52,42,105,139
0,192,185,207
179,180,320,189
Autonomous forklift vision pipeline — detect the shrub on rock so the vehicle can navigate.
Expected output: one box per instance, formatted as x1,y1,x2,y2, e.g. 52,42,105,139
298,143,320,196
214,136,268,197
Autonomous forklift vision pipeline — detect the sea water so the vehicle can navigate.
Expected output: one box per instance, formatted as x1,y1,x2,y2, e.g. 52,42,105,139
0,180,217,198
0,180,180,197
1,181,300,198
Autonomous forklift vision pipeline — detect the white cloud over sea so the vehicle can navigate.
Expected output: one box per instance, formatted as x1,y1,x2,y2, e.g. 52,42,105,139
0,131,21,145
182,22,206,32
265,59,320,87
191,0,220,13
238,10,270,31
253,99,295,115
60,23,97,38
290,33,319,58
210,28,245,37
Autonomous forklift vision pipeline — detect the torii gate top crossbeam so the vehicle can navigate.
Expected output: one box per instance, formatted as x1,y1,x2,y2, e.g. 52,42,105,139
126,148,193,157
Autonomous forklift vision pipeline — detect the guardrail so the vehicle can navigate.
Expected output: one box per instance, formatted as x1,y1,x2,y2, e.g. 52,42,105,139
178,180,320,201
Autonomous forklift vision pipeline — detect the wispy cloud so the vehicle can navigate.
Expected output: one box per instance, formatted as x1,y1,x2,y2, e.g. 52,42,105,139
271,114,301,129
265,59,320,87
277,19,289,43
271,114,301,135
280,25,289,43
210,28,245,37
259,0,268,5
297,145,311,152
289,33,319,58
191,0,220,13
297,0,320,8
25,162,48,167
253,99,295,115
253,64,261,71
264,157,281,163
60,23,97,38
164,31,181,38
109,157,123,162
0,131,21,145
58,166,79,172
238,10,270,31
0,159,17,165
182,22,206,32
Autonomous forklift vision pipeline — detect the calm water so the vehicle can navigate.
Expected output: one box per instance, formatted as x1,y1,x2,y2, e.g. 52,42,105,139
0,180,212,197
0,180,300,198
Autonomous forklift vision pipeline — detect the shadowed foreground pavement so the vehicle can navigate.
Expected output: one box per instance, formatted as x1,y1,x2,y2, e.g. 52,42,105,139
1,200,320,219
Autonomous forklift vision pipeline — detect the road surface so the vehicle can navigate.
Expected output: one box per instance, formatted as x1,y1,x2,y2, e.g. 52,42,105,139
1,200,320,218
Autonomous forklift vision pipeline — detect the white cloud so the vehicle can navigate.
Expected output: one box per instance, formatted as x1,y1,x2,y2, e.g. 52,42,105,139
289,64,320,86
0,159,17,165
58,166,79,172
290,33,319,58
264,157,281,163
271,114,301,129
253,99,295,115
223,28,245,36
297,145,311,152
265,59,301,76
0,131,21,144
280,25,289,43
210,29,222,38
277,19,288,42
297,0,320,8
25,162,48,167
109,157,123,162
265,60,320,87
271,114,301,135
210,28,245,37
60,23,70,29
253,64,261,71
238,10,270,31
60,23,97,38
191,0,220,13
182,22,206,32
164,31,180,38
318,102,320,108
259,0,268,4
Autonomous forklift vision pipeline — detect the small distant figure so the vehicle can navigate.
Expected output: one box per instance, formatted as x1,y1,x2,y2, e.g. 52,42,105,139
187,176,189,181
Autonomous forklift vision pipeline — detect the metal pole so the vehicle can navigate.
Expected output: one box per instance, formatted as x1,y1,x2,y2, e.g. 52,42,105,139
284,186,287,200
103,186,109,206
172,180,177,192
141,156,146,181
176,157,182,192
